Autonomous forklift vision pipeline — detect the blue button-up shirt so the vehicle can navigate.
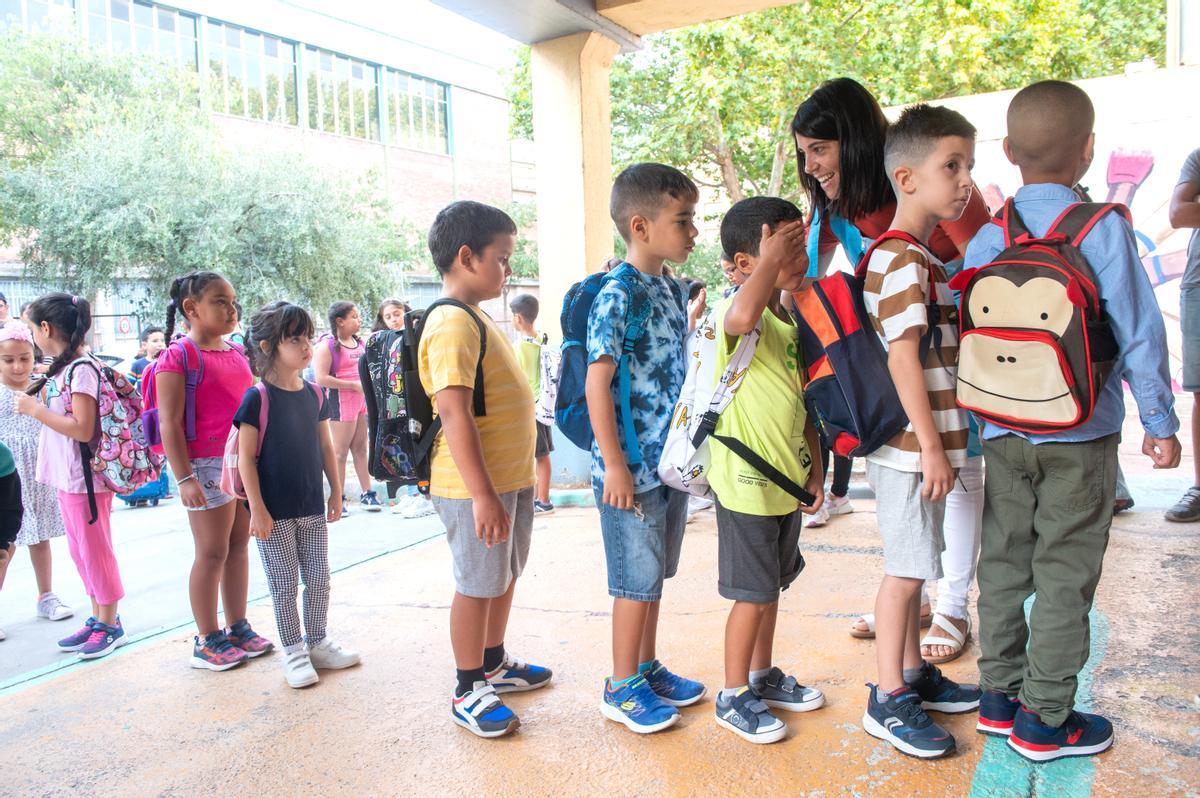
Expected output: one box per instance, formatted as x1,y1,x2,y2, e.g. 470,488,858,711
963,183,1179,443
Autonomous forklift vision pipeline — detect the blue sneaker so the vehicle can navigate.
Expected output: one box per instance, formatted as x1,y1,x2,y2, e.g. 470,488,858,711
862,685,956,759
57,616,99,651
77,619,127,660
452,681,519,738
600,675,679,734
359,490,383,512
642,659,706,707
1009,706,1114,762
977,690,1020,737
907,661,981,713
485,652,552,693
753,666,826,712
715,686,787,744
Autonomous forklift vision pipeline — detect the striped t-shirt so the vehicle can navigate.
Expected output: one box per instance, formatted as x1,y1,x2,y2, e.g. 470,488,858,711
862,237,969,473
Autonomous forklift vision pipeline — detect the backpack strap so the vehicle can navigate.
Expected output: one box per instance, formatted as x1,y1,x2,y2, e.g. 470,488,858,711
254,382,269,459
854,230,923,280
417,299,488,418
855,230,947,368
173,338,204,444
996,198,1032,247
1045,202,1131,247
603,263,654,466
65,356,105,525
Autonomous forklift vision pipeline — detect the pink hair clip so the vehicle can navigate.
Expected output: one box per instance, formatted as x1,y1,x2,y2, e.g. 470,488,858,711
0,322,34,344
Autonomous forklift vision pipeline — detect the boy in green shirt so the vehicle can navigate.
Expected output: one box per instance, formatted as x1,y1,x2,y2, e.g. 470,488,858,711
710,197,827,743
509,293,554,514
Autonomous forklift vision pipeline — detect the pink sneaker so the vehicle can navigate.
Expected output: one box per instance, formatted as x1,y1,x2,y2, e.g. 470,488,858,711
227,620,275,658
190,631,248,671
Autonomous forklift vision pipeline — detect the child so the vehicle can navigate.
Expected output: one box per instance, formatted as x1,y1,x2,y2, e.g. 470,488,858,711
509,293,554,515
235,301,359,689
0,442,23,638
589,163,705,734
157,272,273,671
0,322,73,635
420,201,551,738
967,81,1180,761
710,197,828,743
859,105,982,758
15,294,127,660
128,326,165,384
313,301,381,514
372,298,409,334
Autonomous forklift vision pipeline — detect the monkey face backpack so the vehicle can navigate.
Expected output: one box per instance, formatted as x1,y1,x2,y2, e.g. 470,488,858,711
948,201,1126,433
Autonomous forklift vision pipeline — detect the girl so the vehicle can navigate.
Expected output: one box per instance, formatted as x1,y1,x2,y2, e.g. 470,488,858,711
371,297,408,334
157,272,273,671
791,77,989,661
15,294,125,659
236,301,359,688
0,322,73,638
313,301,381,514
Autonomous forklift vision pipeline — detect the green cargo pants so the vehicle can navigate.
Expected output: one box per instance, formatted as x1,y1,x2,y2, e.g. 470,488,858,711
977,432,1118,727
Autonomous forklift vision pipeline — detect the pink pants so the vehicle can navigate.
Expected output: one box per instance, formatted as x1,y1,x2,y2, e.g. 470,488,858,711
58,490,124,604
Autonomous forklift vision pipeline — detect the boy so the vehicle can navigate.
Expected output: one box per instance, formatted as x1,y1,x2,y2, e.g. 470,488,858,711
421,201,552,738
710,196,827,744
967,81,1180,761
509,293,554,515
588,163,706,733
860,104,983,759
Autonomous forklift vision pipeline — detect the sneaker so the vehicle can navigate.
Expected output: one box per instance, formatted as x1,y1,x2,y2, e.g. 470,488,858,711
341,496,350,517
907,661,981,713
753,666,825,712
862,685,956,759
805,502,831,528
1165,486,1200,522
397,494,437,519
1008,706,1114,762
826,493,854,515
190,630,249,671
0,626,6,641
226,619,275,658
600,675,679,734
36,592,74,621
453,681,519,738
360,490,383,512
78,620,127,660
977,690,1020,737
308,637,361,669
486,652,552,693
283,649,319,688
715,686,787,744
57,617,99,651
642,659,706,707
533,500,555,515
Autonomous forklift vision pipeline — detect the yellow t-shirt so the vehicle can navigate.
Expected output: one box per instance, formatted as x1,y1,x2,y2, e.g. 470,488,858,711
708,297,812,516
419,304,536,499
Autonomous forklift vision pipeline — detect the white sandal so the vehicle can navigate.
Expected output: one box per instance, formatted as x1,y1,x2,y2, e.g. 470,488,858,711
849,606,934,640
920,613,971,664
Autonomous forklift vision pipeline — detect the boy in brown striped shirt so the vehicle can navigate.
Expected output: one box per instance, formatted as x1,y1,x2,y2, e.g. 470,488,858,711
859,104,981,759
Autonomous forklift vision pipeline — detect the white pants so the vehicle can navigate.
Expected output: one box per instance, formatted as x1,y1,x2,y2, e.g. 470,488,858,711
921,456,984,620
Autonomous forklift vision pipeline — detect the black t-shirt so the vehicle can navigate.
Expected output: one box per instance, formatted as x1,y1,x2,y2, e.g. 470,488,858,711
232,381,331,520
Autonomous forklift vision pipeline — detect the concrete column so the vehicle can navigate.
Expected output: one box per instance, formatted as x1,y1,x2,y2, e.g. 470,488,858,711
530,31,621,341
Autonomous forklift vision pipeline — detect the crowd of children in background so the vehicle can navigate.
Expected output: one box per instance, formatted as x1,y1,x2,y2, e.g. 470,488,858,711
0,77,1189,768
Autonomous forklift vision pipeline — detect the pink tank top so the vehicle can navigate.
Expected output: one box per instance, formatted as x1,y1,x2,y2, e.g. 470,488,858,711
332,337,363,381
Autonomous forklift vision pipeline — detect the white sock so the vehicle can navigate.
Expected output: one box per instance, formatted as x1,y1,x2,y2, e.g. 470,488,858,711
720,686,746,701
749,667,771,684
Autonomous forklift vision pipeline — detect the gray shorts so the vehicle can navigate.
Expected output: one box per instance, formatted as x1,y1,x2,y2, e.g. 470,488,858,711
715,500,805,604
1181,287,1200,391
432,486,534,598
185,457,235,512
866,460,945,581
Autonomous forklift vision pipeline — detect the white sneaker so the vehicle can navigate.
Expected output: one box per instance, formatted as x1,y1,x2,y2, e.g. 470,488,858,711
308,638,361,670
0,626,6,641
826,494,854,516
805,503,831,528
399,494,437,519
37,592,74,621
284,650,319,688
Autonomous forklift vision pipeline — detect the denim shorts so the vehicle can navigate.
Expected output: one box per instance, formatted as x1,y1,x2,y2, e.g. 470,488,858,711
593,484,688,601
1181,286,1200,391
185,457,235,512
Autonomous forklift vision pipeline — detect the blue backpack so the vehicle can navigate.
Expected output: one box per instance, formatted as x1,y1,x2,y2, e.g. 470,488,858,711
555,263,658,465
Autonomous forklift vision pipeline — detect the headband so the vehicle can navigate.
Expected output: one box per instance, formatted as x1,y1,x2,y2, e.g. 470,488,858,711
0,322,34,344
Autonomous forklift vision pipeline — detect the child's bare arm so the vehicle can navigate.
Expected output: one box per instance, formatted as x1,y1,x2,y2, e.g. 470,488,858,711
17,391,96,443
313,344,359,392
437,386,510,547
586,357,633,509
317,419,342,521
724,221,807,337
887,329,953,501
800,415,825,515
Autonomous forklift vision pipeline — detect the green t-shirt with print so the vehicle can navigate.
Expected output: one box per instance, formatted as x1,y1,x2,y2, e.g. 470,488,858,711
515,334,542,395
708,297,812,516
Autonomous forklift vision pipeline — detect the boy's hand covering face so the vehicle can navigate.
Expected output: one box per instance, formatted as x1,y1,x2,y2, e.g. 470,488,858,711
756,221,808,279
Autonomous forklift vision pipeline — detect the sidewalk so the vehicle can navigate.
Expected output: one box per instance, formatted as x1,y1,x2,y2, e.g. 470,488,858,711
3,466,1198,796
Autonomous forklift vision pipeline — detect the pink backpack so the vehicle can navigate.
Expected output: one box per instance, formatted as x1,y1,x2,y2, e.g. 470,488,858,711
220,381,324,500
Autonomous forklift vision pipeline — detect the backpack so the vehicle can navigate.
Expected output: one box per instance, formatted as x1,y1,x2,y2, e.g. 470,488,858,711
555,262,681,463
949,200,1123,433
220,380,324,500
140,338,205,456
61,354,163,523
658,312,816,504
791,231,939,458
358,327,411,482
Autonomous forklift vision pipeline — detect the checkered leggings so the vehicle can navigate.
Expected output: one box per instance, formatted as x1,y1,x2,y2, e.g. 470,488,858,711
256,513,330,649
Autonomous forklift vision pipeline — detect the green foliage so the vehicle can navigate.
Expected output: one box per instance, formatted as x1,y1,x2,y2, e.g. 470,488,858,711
506,200,540,279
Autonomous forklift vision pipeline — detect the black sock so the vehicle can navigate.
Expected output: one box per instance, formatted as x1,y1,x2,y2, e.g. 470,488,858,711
483,643,505,673
456,667,486,696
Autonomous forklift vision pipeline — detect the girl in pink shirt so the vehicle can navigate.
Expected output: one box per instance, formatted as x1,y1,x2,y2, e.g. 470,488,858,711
157,272,273,671
313,301,381,514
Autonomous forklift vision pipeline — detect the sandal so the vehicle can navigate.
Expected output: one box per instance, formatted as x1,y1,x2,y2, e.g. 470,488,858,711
849,605,933,640
920,613,971,664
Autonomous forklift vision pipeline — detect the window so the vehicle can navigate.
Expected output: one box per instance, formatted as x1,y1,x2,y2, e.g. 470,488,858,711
207,19,297,125
0,0,74,31
383,68,448,154
83,0,197,69
304,46,379,141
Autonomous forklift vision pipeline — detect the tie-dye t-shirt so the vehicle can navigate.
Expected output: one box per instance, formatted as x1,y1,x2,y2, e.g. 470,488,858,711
586,267,687,491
